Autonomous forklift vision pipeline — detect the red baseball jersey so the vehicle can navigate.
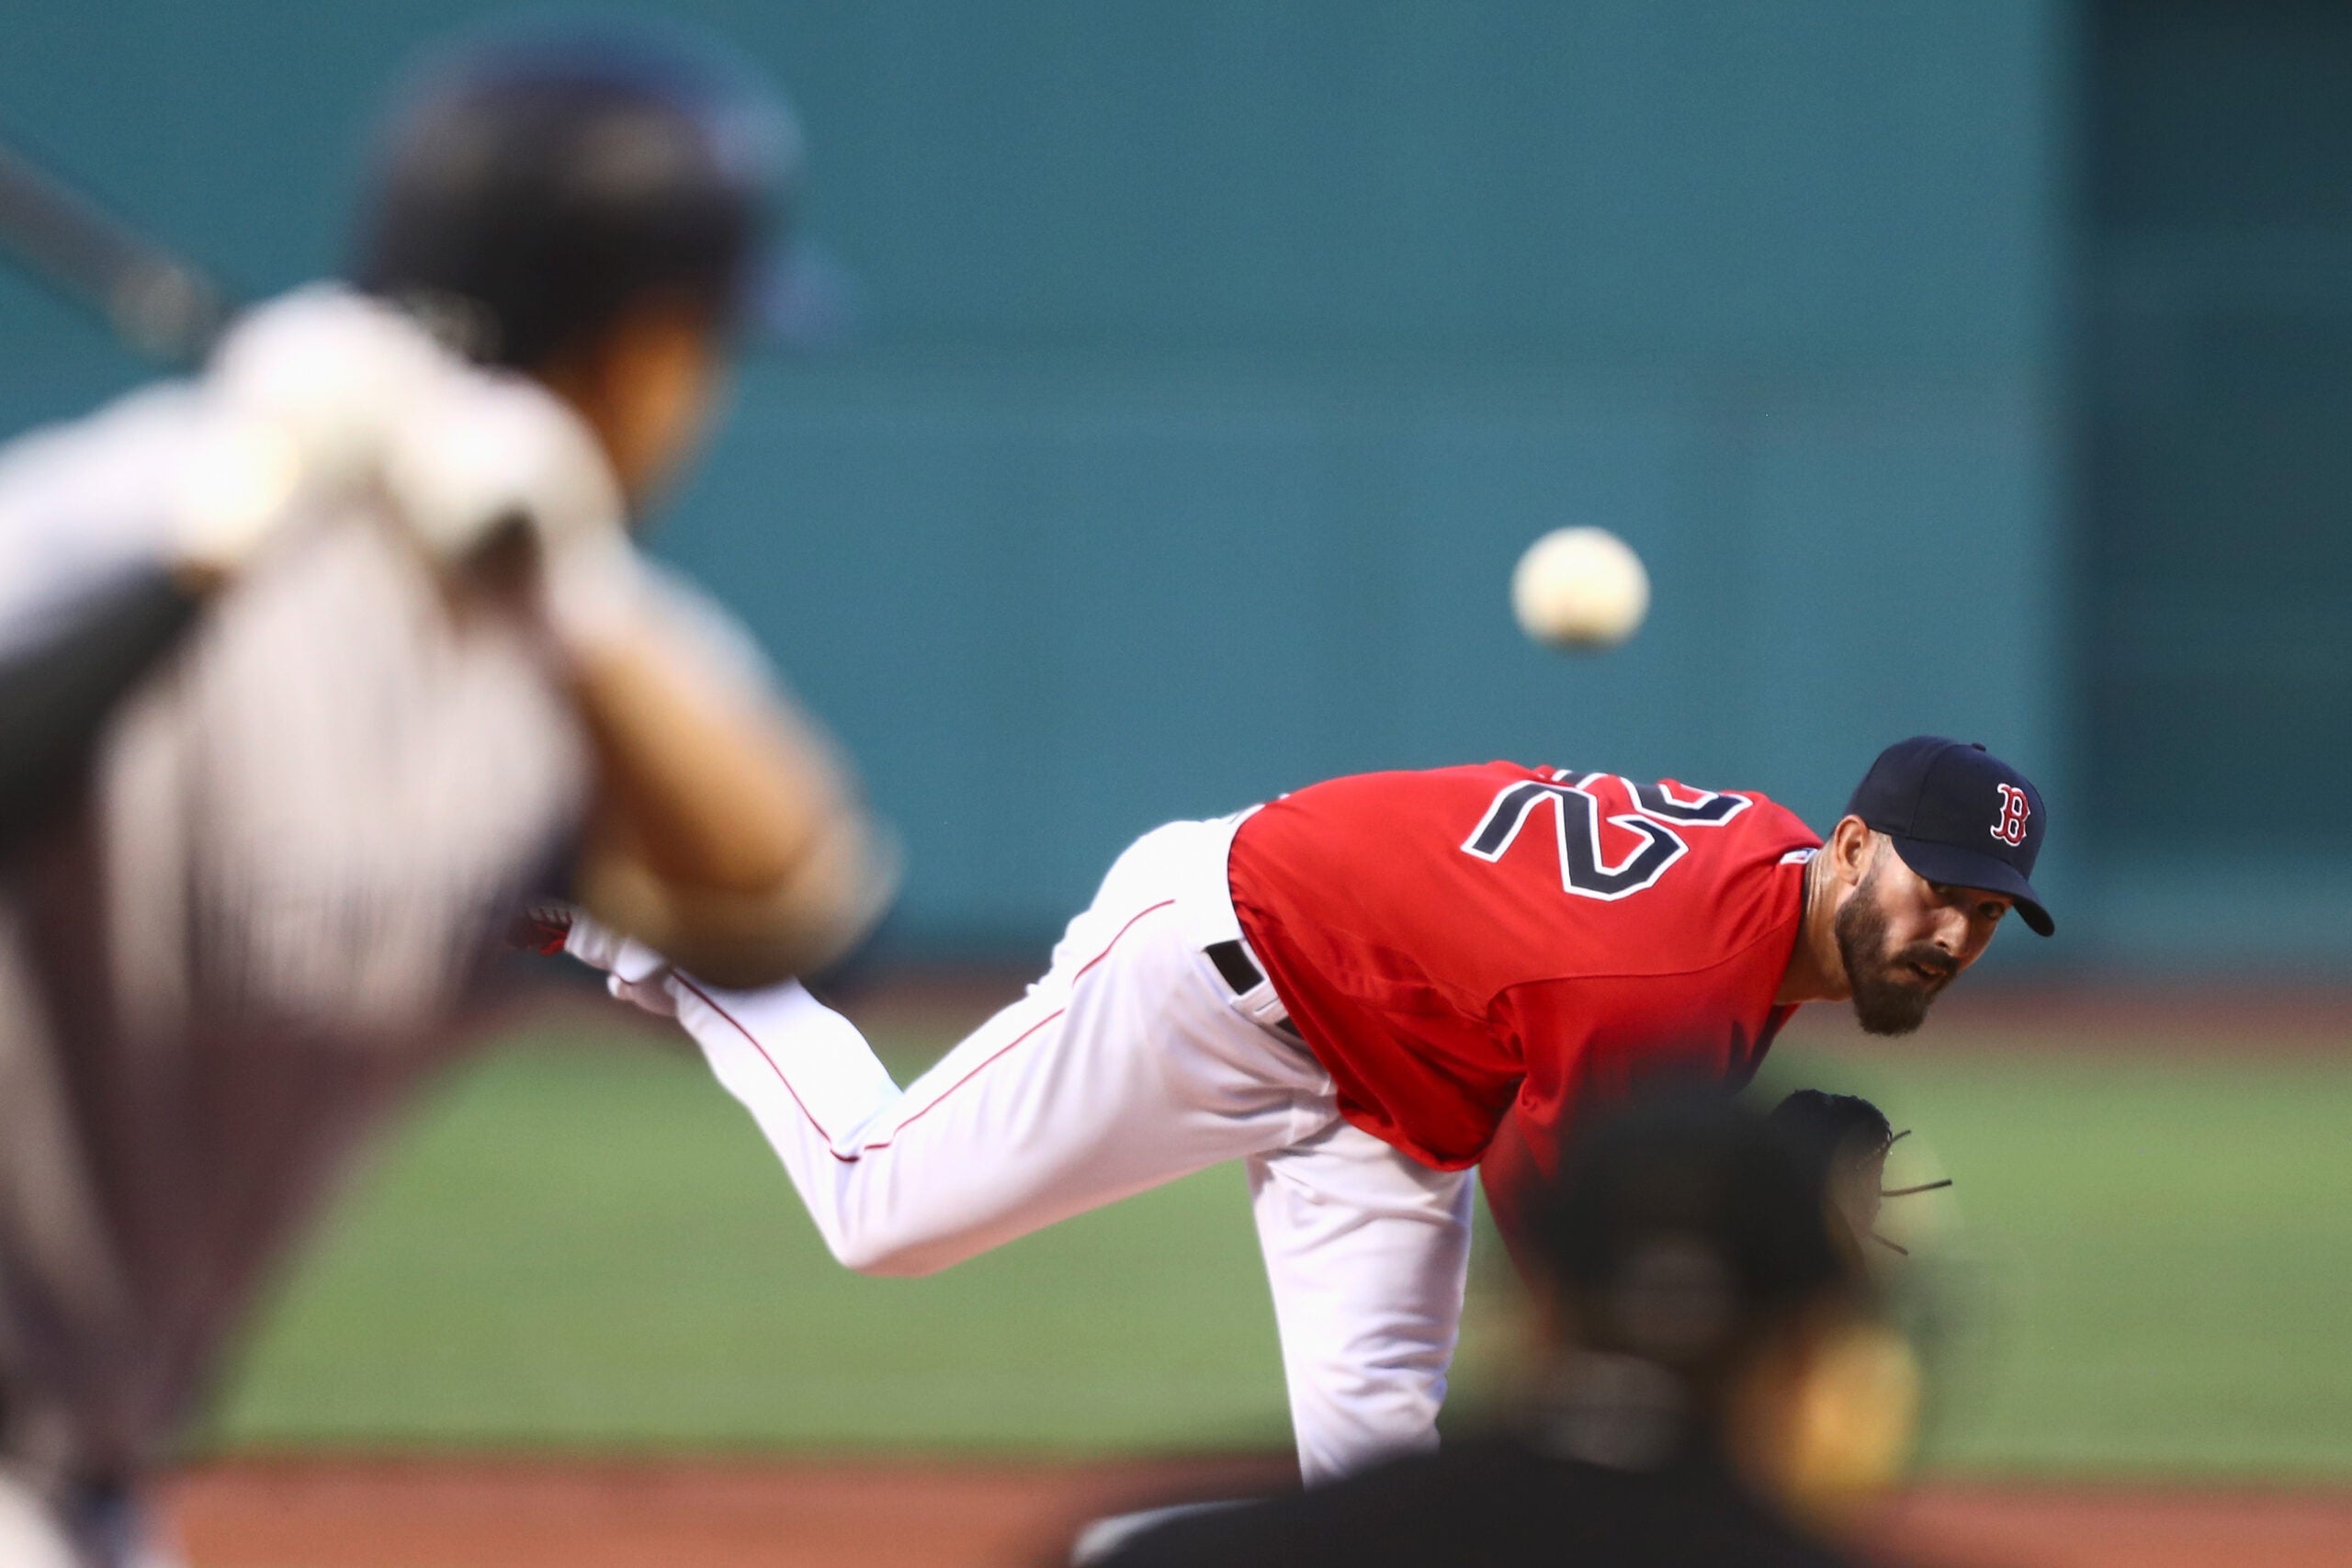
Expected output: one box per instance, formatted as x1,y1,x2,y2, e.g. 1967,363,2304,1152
1226,761,1820,1174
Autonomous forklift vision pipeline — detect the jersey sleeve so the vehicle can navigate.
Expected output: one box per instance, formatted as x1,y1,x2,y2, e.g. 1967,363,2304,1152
0,384,200,654
0,386,220,852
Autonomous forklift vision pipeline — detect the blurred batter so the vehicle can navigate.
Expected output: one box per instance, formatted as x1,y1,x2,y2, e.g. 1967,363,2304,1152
0,28,890,1566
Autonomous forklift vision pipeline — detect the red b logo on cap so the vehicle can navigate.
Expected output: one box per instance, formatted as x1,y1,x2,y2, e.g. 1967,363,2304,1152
1992,783,2030,847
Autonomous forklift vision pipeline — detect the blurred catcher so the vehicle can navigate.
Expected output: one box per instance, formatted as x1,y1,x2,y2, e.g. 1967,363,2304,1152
1083,1090,1921,1568
0,27,890,1566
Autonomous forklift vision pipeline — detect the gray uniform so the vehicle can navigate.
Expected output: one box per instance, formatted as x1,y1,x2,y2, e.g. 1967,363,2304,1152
0,383,593,1490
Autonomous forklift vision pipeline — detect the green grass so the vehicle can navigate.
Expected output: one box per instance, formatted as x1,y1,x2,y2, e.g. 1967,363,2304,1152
203,1029,2352,1479
205,1034,1293,1454
1759,1043,2352,1479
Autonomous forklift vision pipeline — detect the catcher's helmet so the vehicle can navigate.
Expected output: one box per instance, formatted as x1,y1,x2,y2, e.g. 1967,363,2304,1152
350,22,826,368
1530,1092,1866,1371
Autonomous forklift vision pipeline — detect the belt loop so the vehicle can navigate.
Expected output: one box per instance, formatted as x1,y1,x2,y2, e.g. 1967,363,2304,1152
1205,938,1299,1036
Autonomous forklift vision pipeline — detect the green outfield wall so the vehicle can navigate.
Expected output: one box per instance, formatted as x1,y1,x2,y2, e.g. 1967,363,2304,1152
4,2,2328,969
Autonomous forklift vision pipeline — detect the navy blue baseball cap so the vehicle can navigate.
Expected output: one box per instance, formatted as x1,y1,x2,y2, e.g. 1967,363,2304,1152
1846,737,2052,936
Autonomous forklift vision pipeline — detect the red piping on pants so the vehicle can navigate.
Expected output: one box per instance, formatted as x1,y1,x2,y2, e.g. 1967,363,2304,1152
674,897,1181,1164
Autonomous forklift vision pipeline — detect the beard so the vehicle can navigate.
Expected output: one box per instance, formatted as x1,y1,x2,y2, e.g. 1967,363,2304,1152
1834,866,1958,1036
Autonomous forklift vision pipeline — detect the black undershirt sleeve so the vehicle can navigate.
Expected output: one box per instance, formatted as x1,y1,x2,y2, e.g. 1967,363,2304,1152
0,560,203,855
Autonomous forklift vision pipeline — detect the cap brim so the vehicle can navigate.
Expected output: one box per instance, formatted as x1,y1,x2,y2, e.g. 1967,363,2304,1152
739,235,857,352
1886,836,2054,937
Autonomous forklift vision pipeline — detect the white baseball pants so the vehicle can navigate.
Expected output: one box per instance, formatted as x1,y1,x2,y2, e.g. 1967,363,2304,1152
572,815,1474,1483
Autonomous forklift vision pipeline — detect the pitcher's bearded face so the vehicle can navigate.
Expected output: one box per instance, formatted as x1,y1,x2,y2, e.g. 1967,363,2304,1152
1833,857,1961,1036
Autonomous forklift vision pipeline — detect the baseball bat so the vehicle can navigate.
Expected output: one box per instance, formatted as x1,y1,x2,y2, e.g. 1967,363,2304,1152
0,138,236,857
0,136,232,366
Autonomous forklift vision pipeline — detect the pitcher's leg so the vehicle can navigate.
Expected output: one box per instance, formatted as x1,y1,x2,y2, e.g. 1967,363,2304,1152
654,828,1323,1279
671,962,1210,1275
662,976,901,1264
1247,1121,1475,1485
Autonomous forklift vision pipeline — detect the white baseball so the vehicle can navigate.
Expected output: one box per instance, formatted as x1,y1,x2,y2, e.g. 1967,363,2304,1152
1510,526,1650,649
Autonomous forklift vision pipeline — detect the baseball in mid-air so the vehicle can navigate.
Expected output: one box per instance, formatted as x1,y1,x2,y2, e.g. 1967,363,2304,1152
1510,526,1649,649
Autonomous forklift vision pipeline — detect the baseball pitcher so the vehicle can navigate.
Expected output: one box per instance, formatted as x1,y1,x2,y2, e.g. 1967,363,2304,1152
564,738,2049,1483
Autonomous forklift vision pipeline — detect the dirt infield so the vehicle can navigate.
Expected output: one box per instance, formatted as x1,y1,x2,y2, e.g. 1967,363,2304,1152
164,1457,2352,1568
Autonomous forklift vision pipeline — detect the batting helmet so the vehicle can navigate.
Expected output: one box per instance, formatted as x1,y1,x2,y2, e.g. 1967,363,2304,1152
350,21,831,369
